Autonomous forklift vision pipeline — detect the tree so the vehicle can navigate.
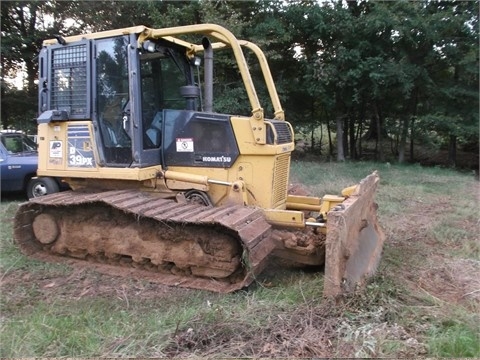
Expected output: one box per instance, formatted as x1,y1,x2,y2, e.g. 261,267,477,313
422,1,479,167
1,1,82,128
283,0,478,164
1,0,477,168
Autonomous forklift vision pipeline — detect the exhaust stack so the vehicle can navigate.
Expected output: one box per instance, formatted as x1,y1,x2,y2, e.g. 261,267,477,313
202,37,213,113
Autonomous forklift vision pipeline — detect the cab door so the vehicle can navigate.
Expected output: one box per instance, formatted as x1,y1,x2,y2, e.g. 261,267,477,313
94,35,133,167
134,39,196,168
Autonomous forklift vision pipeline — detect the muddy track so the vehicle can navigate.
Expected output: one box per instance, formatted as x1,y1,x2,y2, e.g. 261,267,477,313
14,190,275,293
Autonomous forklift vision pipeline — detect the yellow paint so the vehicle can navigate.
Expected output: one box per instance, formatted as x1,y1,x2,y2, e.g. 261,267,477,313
263,209,305,228
38,24,305,224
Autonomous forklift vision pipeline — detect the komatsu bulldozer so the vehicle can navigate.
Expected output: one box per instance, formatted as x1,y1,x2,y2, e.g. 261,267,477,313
14,24,384,296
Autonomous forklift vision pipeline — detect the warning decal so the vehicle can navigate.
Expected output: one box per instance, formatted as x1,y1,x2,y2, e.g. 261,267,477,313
176,138,194,152
50,141,63,158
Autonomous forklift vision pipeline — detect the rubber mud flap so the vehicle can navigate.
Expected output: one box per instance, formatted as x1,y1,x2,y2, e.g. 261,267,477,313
323,171,385,297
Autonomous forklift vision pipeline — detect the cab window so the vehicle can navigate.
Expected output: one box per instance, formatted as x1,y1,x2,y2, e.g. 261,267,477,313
95,36,132,165
140,44,193,149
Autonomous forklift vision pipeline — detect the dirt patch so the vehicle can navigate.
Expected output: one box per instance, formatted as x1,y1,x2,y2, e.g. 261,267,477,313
0,267,188,305
288,183,312,196
385,191,479,309
414,148,479,170
416,257,480,307
164,298,348,358
385,196,453,244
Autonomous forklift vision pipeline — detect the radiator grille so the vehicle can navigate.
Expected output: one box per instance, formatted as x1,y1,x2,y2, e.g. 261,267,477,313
268,120,293,144
272,153,290,208
51,44,88,117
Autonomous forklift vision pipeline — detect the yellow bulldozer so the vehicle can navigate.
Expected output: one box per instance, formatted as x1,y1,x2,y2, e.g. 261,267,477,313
14,24,384,296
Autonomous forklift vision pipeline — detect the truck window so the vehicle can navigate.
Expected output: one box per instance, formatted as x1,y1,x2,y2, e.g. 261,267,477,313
1,134,37,154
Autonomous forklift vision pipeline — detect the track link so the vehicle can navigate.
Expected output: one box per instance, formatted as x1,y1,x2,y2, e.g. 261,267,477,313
14,190,275,292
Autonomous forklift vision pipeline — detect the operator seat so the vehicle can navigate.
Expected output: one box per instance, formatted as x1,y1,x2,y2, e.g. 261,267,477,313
100,120,119,147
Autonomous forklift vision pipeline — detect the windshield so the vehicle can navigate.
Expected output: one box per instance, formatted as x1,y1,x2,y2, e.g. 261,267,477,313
1,134,37,154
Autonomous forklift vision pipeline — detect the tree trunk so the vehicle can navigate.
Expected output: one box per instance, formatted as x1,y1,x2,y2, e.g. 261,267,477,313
310,99,315,152
448,135,457,168
318,122,323,155
24,4,39,97
25,60,37,97
398,116,409,163
409,116,415,162
357,102,366,158
373,102,385,162
409,88,419,162
343,116,348,158
336,115,345,161
349,113,356,159
357,119,363,158
326,112,333,159
310,126,315,152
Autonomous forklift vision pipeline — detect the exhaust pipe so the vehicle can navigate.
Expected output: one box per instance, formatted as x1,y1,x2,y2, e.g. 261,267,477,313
202,37,213,113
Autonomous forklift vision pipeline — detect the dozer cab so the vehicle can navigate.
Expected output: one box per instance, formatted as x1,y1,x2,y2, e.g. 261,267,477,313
14,24,384,296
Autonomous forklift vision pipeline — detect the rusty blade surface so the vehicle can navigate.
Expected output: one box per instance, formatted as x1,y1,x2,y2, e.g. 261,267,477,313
324,171,385,297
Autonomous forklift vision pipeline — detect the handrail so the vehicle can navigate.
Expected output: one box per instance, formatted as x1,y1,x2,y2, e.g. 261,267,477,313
139,24,263,120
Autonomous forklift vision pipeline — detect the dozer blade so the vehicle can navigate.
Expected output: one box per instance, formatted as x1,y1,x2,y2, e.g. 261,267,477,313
323,171,385,297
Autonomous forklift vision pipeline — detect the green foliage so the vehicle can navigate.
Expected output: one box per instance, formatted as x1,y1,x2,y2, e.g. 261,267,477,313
1,1,94,128
285,0,478,162
0,86,37,132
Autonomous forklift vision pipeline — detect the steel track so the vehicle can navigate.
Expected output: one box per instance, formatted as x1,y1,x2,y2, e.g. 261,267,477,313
14,189,275,292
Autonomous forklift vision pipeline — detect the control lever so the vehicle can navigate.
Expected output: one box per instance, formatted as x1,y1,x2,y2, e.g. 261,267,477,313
122,109,132,138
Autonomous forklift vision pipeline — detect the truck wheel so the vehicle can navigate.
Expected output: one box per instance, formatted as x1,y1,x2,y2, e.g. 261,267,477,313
27,177,60,199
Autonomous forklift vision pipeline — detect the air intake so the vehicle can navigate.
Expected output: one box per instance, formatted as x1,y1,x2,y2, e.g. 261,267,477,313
267,120,293,145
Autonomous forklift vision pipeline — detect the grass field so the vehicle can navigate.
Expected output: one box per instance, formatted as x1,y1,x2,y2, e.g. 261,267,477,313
1,161,479,358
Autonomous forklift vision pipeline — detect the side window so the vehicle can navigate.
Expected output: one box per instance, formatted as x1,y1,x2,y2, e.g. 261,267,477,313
96,36,130,149
140,49,191,150
0,144,6,161
162,57,188,109
140,59,162,149
22,135,38,152
1,136,19,153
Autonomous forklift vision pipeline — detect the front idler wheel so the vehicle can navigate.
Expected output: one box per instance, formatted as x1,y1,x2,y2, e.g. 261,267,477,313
32,213,59,244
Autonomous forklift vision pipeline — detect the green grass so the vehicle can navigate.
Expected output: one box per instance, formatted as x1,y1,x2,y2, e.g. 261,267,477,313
1,162,479,357
3,299,174,356
292,161,479,357
428,320,480,357
0,277,326,357
292,161,479,251
0,200,71,276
